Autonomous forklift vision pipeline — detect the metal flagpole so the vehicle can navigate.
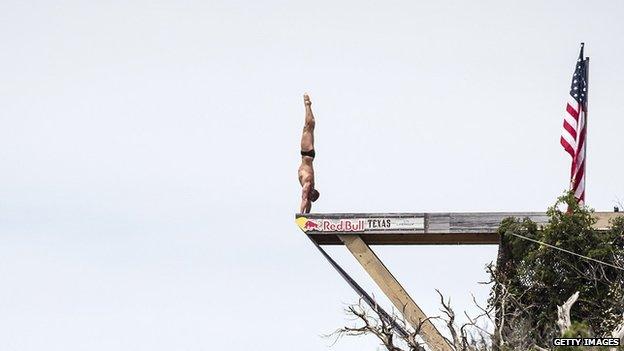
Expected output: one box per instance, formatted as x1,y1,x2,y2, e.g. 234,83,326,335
583,56,589,204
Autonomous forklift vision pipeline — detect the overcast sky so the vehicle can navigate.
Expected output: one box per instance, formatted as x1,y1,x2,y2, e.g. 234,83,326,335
1,1,624,350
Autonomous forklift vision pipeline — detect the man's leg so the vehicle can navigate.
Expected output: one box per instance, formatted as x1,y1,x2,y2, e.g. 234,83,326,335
301,93,315,152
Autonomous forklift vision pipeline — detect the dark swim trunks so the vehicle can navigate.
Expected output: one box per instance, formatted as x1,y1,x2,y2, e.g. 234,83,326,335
300,149,315,158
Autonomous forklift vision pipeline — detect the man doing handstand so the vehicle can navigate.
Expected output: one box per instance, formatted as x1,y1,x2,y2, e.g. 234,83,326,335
298,93,320,213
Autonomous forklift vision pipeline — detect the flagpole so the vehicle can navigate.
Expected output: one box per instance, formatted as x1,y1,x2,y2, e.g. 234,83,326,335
584,56,589,205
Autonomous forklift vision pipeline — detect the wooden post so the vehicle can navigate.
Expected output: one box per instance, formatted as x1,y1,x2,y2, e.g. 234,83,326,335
338,234,452,351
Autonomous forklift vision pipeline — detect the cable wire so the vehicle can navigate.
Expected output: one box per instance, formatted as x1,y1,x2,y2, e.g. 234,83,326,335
305,234,412,339
507,231,624,272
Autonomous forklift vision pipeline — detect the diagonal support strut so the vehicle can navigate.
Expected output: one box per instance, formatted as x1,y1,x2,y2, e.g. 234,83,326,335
338,234,453,351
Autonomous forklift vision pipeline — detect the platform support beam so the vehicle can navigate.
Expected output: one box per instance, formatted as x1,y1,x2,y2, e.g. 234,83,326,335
338,234,452,351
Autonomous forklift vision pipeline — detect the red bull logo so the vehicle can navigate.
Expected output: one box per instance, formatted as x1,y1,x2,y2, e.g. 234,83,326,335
304,220,320,230
296,217,365,232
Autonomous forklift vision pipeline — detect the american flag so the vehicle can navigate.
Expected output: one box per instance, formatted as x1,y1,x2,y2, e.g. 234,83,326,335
560,43,588,204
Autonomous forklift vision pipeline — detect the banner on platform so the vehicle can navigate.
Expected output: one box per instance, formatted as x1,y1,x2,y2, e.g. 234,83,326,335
296,216,424,233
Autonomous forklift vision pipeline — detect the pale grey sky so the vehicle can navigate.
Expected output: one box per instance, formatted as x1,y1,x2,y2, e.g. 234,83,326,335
1,1,623,350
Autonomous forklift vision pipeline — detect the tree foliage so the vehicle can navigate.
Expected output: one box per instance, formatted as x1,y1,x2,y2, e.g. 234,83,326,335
493,192,624,345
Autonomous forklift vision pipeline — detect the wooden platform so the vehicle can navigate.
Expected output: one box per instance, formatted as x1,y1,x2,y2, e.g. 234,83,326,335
295,212,622,245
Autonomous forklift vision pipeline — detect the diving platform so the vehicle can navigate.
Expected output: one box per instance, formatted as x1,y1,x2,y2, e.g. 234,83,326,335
296,212,622,245
296,211,622,351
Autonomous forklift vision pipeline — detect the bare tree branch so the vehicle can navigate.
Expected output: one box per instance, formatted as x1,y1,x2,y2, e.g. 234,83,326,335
556,291,580,335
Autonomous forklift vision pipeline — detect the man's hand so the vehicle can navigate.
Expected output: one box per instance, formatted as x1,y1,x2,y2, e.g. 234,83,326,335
304,93,311,106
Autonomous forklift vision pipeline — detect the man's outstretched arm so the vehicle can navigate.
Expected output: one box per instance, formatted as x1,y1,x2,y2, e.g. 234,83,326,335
300,182,312,213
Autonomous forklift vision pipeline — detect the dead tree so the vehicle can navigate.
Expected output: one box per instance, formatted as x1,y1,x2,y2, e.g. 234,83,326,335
331,292,501,351
329,300,426,351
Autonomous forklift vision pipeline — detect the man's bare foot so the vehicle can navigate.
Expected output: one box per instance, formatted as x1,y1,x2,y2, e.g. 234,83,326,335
304,93,312,106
